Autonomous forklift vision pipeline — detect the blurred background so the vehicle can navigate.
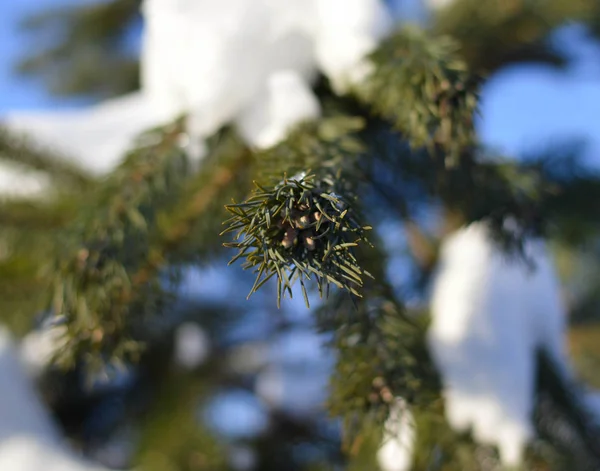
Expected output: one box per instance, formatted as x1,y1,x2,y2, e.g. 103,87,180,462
2,1,600,470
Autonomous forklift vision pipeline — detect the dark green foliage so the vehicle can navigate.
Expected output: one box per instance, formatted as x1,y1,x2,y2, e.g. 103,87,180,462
223,117,373,306
358,27,479,166
223,172,373,306
135,373,229,471
432,0,595,73
7,0,600,470
49,122,192,369
0,123,252,369
532,350,600,470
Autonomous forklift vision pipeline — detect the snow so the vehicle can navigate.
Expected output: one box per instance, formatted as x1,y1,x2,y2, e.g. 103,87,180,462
236,70,321,150
314,0,394,94
3,93,158,176
1,0,394,197
0,438,111,471
427,221,569,466
0,327,115,471
142,0,393,145
19,325,67,377
0,163,49,197
0,327,60,445
377,398,415,471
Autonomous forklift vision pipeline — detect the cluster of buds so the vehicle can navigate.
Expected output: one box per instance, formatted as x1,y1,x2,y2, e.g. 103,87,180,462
223,172,372,305
369,376,395,405
279,204,322,251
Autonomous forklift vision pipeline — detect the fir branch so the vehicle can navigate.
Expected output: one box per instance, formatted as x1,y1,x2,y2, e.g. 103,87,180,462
48,122,192,368
357,27,479,166
0,198,76,229
253,116,366,183
126,134,252,298
319,289,438,459
153,130,252,261
222,172,373,307
47,125,252,370
433,0,595,72
222,118,373,307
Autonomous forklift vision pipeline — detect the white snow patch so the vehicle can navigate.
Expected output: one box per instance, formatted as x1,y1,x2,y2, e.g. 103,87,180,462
0,437,111,471
314,0,394,94
0,163,50,197
0,327,60,444
19,325,68,377
142,0,393,141
377,398,415,471
0,327,117,470
2,0,395,196
427,221,570,466
236,70,321,150
3,93,159,177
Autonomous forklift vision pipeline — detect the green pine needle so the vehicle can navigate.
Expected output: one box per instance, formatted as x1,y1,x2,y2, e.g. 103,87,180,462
357,26,479,166
222,173,373,307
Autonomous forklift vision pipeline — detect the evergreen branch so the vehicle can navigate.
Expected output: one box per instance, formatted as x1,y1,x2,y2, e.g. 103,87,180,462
253,116,366,183
0,126,95,191
222,118,373,307
433,0,596,73
135,373,229,471
357,27,479,166
319,288,441,463
0,199,76,229
48,125,251,370
0,254,50,334
125,138,251,300
153,131,252,259
223,172,373,307
49,122,191,369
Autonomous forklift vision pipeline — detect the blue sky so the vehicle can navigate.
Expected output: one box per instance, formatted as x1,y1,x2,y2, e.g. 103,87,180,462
2,1,600,161
0,0,65,110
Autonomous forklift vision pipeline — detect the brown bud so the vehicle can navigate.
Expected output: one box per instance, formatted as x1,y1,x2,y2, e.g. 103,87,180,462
380,387,394,403
302,232,316,251
296,215,311,229
372,376,386,389
281,228,298,249
91,328,104,344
